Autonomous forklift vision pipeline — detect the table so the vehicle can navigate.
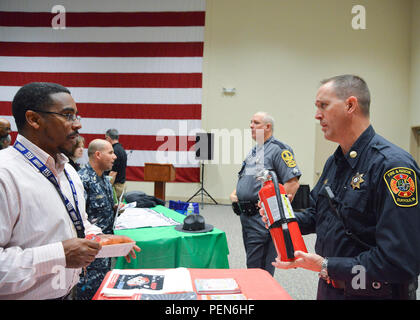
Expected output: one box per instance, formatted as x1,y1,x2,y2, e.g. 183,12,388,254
113,205,230,269
93,268,292,300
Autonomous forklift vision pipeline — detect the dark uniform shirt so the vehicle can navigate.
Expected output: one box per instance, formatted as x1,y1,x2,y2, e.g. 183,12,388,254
112,142,127,184
76,163,115,300
296,125,420,298
79,163,115,234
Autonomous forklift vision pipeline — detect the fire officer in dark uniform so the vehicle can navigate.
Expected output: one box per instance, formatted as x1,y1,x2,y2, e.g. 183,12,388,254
267,75,420,299
231,112,301,276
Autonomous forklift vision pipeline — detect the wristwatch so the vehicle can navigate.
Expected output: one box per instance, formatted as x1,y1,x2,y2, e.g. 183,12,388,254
319,257,330,283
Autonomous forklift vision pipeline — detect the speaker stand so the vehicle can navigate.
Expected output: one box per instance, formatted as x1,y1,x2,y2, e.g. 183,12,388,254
187,162,218,209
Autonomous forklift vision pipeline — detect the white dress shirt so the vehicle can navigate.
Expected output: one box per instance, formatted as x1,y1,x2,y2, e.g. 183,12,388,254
0,135,102,299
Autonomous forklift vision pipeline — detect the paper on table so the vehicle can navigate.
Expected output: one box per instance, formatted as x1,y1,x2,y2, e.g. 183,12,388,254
114,207,180,230
101,268,193,297
194,278,241,294
112,200,136,231
201,294,247,300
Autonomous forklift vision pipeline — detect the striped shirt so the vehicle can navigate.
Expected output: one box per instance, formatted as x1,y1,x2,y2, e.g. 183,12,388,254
0,134,101,299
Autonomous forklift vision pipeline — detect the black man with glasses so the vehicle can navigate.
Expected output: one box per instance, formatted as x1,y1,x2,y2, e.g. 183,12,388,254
0,82,139,299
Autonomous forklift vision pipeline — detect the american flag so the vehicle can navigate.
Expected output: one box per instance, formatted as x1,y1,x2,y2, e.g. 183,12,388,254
0,0,205,182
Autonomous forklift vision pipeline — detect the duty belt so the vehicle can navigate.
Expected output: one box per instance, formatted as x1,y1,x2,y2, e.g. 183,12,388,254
232,201,259,216
323,277,418,299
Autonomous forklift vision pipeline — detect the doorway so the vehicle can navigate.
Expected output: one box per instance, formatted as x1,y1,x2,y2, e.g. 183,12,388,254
410,126,420,164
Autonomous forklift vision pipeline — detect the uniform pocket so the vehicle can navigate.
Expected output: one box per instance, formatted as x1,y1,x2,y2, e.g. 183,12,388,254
340,189,375,245
90,195,109,209
341,190,368,214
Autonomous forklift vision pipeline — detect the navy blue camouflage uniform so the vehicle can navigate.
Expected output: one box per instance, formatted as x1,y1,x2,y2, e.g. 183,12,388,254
235,136,301,275
76,163,115,300
296,126,420,299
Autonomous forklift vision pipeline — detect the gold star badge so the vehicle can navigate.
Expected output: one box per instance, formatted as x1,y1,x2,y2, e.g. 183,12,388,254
351,172,365,189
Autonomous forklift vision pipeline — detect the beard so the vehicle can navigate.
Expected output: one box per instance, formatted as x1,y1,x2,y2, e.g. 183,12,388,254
59,132,79,157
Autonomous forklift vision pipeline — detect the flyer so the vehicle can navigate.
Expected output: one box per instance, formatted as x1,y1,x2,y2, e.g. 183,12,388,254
101,268,193,297
114,207,180,230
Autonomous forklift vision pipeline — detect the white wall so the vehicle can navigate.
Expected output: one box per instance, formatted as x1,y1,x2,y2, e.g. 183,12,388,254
128,0,415,203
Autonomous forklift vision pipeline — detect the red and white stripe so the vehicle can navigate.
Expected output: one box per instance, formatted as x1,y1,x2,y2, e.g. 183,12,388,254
0,0,206,182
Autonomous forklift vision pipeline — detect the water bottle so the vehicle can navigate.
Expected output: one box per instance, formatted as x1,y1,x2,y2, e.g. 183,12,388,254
186,203,194,215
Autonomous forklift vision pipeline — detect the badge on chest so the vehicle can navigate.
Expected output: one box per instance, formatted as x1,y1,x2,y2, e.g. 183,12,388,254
350,172,365,189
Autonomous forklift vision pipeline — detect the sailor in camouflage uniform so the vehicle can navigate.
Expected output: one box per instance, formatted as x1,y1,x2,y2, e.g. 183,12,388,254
76,139,117,300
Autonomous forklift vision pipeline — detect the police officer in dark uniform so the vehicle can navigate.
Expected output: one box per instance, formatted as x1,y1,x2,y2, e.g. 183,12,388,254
231,112,301,276
76,139,117,300
269,75,420,299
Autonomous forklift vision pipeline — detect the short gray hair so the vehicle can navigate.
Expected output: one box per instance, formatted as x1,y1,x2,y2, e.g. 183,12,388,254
320,74,370,117
105,128,119,140
255,111,275,132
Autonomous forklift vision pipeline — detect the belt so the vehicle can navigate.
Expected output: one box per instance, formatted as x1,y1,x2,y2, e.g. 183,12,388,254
326,278,388,290
324,278,418,299
331,279,345,289
232,201,259,216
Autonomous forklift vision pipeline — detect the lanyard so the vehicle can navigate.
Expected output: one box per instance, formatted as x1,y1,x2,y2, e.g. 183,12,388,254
13,141,85,238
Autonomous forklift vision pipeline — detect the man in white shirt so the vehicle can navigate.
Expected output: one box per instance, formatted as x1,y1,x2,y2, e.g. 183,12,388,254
0,82,139,300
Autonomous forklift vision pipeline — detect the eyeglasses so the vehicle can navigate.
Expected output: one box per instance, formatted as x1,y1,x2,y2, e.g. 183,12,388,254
30,109,81,122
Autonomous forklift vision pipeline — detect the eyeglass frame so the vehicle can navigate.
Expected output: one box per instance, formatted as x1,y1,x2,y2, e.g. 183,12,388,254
29,109,81,122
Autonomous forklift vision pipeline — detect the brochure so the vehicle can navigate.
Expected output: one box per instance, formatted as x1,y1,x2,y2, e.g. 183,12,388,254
101,268,193,297
114,207,180,230
194,278,241,294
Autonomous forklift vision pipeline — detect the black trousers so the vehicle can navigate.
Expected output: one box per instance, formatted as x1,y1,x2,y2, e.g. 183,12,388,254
240,212,277,276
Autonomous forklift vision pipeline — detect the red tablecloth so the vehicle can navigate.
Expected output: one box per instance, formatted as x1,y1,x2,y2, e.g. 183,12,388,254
93,268,292,300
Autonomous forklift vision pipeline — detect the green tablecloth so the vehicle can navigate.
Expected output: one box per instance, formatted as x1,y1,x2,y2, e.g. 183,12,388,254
113,205,230,269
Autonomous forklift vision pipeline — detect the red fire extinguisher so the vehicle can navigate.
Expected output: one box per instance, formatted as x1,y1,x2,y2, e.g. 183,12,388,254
257,170,307,262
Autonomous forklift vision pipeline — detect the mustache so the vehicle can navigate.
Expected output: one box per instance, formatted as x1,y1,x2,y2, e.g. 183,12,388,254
67,131,79,139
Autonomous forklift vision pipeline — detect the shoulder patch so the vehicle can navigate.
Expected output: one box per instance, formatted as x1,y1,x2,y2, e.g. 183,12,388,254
384,167,418,207
281,150,296,168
